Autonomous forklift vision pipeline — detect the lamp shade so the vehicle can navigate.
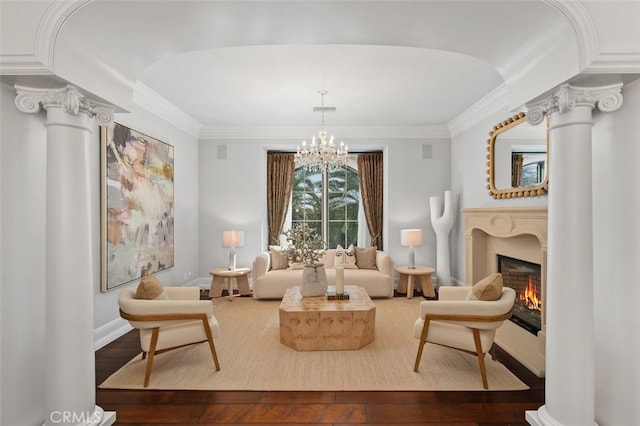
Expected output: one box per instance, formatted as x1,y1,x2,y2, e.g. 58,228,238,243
222,230,244,248
401,229,422,247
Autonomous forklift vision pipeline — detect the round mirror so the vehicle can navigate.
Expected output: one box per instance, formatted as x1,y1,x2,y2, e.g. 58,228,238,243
487,112,548,199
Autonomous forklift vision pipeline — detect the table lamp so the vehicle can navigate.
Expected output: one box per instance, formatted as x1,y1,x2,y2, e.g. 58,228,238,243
222,230,244,270
401,229,422,269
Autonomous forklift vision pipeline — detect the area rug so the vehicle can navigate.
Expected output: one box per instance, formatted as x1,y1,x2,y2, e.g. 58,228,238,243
99,296,528,391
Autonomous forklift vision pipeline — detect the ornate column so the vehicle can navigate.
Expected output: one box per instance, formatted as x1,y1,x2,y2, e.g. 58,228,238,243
524,83,623,426
14,85,115,426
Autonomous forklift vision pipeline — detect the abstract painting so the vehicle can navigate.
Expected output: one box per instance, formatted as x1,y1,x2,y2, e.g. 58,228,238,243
100,123,174,291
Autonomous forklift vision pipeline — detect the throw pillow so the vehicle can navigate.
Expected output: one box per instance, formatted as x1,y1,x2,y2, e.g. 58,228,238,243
334,244,358,269
135,272,167,300
354,246,378,270
269,245,289,270
471,272,503,301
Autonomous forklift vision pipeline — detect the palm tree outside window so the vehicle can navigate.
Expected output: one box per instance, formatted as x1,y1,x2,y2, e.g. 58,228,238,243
288,155,364,249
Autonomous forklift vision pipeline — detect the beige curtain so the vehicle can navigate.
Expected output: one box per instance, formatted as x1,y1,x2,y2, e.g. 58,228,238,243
267,153,295,245
511,153,524,187
357,153,384,250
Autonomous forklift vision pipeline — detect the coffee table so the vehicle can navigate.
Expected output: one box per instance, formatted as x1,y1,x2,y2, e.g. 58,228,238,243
279,285,376,351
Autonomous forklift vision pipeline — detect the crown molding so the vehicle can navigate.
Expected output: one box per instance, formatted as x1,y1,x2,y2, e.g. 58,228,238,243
132,82,202,138
36,0,95,72
1,0,92,75
583,53,640,74
541,0,599,69
199,125,451,140
447,83,508,137
0,55,52,75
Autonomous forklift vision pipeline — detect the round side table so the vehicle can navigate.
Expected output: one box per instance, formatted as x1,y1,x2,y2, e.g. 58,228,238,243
395,265,436,299
209,267,252,300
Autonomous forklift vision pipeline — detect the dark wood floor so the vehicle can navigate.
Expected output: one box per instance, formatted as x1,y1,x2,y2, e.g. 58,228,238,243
96,293,545,425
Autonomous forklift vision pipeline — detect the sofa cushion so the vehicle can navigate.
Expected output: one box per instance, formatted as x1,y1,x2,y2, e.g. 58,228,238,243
471,272,503,301
355,246,378,270
334,244,358,269
269,245,289,270
135,273,168,300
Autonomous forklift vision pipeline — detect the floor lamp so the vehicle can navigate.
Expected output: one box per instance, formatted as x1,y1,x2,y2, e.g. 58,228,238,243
222,230,244,270
401,229,422,269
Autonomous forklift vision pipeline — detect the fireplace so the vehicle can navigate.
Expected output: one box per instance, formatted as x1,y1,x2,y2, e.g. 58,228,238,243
497,255,542,335
463,206,547,377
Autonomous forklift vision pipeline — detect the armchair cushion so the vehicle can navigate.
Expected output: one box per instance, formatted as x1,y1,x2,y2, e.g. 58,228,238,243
354,246,377,270
135,273,167,300
471,272,503,301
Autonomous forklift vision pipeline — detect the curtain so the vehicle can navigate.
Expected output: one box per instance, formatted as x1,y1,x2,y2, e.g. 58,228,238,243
511,153,524,187
357,153,384,249
267,153,295,245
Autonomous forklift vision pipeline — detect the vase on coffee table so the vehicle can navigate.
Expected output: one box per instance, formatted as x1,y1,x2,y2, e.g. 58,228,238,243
301,263,328,297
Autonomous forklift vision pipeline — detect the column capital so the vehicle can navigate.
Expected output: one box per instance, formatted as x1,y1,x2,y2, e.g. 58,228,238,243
525,83,623,125
14,84,114,126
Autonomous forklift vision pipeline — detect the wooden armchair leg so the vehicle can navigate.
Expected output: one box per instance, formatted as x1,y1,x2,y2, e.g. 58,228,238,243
413,319,431,372
472,329,489,390
144,328,160,388
202,318,221,371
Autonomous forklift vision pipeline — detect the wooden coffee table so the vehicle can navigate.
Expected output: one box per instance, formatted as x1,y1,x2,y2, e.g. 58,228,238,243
279,285,376,351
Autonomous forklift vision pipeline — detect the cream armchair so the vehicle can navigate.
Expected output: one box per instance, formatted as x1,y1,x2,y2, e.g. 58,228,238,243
118,286,221,387
413,286,515,389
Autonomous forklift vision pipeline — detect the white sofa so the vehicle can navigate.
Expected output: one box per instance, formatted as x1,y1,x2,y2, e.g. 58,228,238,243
252,249,395,299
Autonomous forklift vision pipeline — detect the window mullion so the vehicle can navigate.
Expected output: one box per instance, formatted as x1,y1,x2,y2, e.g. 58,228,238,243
322,169,329,246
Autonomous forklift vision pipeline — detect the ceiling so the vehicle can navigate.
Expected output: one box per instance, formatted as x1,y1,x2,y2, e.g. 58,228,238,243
31,1,586,130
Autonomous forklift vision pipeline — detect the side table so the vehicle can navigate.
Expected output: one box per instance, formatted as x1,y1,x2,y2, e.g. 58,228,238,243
395,265,436,299
209,267,252,300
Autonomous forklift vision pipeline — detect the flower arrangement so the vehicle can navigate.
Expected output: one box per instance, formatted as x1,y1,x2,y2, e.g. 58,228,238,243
283,223,325,265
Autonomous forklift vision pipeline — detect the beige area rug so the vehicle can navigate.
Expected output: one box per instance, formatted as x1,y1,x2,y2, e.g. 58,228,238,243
100,297,528,391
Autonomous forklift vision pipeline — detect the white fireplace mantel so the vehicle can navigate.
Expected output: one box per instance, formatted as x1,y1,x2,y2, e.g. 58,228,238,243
463,206,547,377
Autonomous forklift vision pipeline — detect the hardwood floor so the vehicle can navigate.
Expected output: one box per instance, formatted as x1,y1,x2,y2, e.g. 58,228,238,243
96,295,544,425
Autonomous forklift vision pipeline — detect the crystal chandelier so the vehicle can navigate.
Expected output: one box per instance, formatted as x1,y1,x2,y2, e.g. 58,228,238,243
295,90,348,172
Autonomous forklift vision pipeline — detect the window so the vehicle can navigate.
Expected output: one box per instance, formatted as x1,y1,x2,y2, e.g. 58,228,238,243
520,153,546,186
290,156,361,249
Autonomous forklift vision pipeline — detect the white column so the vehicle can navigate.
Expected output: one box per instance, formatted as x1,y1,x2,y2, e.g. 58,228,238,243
14,85,115,426
525,83,623,426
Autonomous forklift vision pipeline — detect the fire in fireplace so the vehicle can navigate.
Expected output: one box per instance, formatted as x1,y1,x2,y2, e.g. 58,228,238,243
497,255,542,335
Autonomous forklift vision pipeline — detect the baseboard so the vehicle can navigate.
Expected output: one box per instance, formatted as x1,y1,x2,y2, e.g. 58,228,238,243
192,277,211,288
94,317,132,351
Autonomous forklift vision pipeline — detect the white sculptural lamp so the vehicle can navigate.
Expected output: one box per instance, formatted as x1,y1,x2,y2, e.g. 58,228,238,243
401,229,422,269
222,230,244,270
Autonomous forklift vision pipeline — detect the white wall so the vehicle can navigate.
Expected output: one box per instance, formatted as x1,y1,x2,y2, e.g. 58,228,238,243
198,137,451,278
592,78,640,425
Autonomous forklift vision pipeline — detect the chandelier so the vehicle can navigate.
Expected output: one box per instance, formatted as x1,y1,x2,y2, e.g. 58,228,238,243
295,90,349,172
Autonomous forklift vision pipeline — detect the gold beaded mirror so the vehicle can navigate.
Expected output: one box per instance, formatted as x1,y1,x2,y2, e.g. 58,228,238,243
486,112,548,199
